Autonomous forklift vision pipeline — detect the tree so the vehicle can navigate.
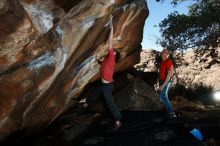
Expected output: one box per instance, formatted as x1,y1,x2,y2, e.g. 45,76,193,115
157,0,220,52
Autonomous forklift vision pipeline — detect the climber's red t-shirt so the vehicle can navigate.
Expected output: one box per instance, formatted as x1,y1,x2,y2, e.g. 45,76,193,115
100,48,115,82
159,59,173,81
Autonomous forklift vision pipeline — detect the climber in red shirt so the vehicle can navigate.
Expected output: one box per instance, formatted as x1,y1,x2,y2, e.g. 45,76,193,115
154,49,176,118
83,15,122,130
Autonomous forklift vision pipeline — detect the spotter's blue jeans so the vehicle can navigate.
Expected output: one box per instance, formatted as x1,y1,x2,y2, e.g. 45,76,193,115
159,80,174,114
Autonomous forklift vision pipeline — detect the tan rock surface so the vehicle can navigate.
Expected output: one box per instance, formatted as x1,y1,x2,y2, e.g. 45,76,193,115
0,0,148,141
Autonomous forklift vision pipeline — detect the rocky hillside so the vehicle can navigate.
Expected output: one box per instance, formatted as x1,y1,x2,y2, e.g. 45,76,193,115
135,48,220,90
0,0,148,142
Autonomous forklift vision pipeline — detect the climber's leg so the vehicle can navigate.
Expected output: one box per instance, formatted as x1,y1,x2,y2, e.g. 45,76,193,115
102,83,122,125
85,83,102,109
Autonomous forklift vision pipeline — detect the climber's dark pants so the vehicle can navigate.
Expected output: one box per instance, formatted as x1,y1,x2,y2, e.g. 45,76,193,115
86,82,121,121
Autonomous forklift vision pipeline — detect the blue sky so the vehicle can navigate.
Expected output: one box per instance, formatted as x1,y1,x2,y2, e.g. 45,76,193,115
142,0,195,51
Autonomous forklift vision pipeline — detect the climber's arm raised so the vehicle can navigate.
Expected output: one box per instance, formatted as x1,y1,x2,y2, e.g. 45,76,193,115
108,16,113,51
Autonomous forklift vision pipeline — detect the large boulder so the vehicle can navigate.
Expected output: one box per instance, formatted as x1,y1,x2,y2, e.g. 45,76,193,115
0,0,148,142
88,73,162,112
114,74,162,111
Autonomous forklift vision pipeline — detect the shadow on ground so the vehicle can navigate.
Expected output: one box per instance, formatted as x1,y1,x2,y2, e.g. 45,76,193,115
2,108,220,146
73,111,220,146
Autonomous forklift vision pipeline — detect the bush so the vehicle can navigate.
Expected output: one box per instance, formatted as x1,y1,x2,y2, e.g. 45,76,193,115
170,82,214,100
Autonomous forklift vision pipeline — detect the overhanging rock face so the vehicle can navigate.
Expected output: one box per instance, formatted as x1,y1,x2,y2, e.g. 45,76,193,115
0,0,148,141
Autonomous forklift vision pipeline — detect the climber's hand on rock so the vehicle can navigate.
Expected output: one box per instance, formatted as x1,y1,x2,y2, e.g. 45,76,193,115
104,15,113,28
110,14,113,21
109,21,113,29
109,16,113,28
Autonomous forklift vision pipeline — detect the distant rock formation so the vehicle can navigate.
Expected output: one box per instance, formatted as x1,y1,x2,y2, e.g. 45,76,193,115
135,48,220,90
